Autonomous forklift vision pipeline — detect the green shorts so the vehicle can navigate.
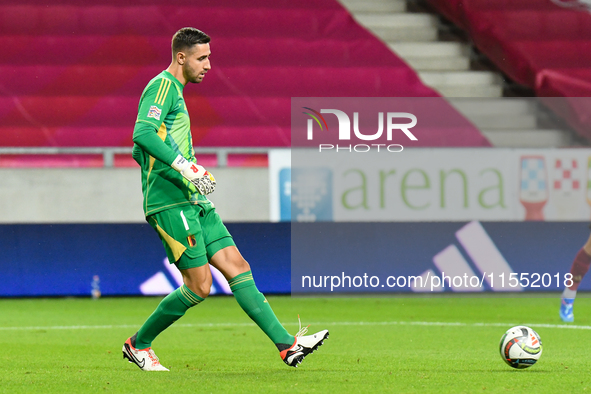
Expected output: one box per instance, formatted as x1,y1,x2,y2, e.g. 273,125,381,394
147,202,235,269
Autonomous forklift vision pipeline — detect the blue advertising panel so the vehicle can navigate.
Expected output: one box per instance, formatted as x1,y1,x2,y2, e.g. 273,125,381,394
2,221,588,296
0,223,290,297
291,221,590,294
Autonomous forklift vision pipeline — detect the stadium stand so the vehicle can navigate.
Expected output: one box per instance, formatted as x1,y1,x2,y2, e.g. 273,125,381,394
423,0,591,142
341,0,505,98
425,0,591,89
0,0,493,168
340,0,591,148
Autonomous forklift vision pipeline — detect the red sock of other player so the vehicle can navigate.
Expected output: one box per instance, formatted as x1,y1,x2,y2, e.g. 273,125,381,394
568,247,591,291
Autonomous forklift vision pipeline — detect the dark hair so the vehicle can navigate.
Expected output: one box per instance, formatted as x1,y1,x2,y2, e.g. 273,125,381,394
172,27,210,54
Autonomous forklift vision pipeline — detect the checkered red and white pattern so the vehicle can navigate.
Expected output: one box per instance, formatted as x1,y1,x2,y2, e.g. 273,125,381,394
553,158,580,192
520,156,548,203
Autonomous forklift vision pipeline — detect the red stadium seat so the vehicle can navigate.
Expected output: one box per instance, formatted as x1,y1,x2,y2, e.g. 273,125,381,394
428,0,591,139
0,0,490,167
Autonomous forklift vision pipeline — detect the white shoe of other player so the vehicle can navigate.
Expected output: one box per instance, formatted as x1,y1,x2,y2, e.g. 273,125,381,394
122,333,169,371
279,317,329,367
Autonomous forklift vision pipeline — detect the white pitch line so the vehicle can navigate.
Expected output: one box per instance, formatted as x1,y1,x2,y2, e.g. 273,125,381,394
1,320,591,331
0,322,255,331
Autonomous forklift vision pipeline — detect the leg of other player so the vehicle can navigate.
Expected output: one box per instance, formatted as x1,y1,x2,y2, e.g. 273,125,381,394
560,232,591,322
209,245,329,367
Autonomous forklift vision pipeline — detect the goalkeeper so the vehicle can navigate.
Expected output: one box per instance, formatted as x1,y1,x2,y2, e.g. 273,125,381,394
122,27,328,371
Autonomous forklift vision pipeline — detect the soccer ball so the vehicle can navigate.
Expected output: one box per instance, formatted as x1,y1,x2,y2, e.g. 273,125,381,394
499,325,542,369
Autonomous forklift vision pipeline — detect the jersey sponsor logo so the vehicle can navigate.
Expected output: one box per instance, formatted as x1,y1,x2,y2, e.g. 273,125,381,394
147,105,162,120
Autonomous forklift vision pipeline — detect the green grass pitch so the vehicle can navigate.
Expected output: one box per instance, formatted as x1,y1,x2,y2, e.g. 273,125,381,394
1,295,591,393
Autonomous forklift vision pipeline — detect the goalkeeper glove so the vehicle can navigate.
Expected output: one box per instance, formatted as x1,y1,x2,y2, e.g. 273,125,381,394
171,155,216,195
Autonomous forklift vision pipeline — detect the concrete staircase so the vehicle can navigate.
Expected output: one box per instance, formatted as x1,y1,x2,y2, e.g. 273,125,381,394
339,0,576,148
447,99,573,148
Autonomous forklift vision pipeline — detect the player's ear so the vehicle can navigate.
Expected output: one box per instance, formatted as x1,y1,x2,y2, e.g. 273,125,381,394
176,51,186,65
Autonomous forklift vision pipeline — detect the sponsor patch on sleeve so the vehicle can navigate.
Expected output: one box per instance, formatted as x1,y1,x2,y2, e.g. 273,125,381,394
147,105,162,120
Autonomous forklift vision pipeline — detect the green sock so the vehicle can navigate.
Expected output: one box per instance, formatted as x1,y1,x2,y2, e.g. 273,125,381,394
135,284,204,349
229,271,294,346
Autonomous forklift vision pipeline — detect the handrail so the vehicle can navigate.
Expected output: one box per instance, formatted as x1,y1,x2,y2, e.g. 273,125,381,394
0,147,277,168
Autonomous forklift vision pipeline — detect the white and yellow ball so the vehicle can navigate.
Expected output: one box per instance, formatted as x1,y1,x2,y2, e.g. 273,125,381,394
499,326,542,369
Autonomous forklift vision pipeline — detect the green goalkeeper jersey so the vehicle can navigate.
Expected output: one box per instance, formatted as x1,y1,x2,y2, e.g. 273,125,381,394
132,70,208,217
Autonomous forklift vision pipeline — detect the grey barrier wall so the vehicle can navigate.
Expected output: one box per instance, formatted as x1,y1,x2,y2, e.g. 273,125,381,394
0,168,269,223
